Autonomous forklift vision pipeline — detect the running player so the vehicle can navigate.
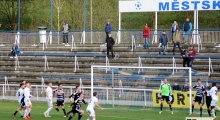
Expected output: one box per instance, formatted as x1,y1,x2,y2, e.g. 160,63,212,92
190,79,205,117
68,93,86,120
55,83,67,117
205,86,212,117
23,83,32,119
210,83,218,120
159,79,173,114
44,82,55,117
12,83,25,119
66,86,81,116
86,92,103,120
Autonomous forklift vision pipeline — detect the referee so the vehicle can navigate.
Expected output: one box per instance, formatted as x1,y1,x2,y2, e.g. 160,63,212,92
159,79,173,114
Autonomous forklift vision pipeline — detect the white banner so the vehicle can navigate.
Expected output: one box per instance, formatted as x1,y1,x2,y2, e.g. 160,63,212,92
119,0,220,12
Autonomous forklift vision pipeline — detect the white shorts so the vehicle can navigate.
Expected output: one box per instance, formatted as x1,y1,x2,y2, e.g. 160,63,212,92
24,98,32,106
86,108,95,117
46,98,53,108
211,100,218,106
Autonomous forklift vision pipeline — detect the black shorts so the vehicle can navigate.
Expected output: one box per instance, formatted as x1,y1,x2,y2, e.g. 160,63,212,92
72,107,80,113
206,97,212,108
194,96,204,105
20,97,25,107
56,100,65,106
161,96,170,102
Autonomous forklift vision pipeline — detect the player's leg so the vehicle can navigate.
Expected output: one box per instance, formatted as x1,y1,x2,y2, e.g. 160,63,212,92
68,113,76,120
26,103,32,118
55,101,60,113
215,106,220,111
211,100,218,120
159,96,164,114
199,97,204,117
167,97,173,114
191,97,196,114
78,109,84,120
61,102,67,117
12,106,22,118
44,98,53,117
66,109,73,117
68,109,76,120
88,109,96,120
206,99,211,117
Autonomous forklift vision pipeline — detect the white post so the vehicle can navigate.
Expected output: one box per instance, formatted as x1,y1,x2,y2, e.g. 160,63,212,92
36,85,39,101
106,56,110,73
3,85,4,99
172,57,175,75
208,57,213,76
193,10,196,44
144,90,146,106
49,31,52,44
138,57,143,74
196,10,199,44
90,0,93,44
91,66,93,98
83,31,85,44
71,35,76,51
43,41,45,51
132,35,134,51
41,77,45,94
44,55,49,71
106,88,109,104
17,32,20,46
4,76,9,93
15,55,20,70
189,67,192,114
155,11,158,43
74,56,79,72
118,12,121,44
80,78,84,93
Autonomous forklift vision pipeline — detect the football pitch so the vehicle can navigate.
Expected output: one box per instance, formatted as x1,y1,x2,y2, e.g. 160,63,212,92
0,101,215,120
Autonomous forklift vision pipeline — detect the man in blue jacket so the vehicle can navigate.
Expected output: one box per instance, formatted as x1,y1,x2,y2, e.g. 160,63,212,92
159,31,168,55
182,18,192,44
105,20,112,43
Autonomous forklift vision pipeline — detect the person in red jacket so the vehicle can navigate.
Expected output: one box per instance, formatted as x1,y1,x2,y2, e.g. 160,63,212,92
188,45,196,68
142,24,150,49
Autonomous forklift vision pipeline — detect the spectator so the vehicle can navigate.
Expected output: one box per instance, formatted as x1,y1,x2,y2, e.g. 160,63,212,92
171,20,178,41
188,45,196,68
172,29,181,55
182,18,192,44
181,46,188,67
159,31,168,55
10,43,18,58
182,83,190,92
173,82,181,91
62,21,71,45
105,20,112,43
106,34,115,58
142,24,150,49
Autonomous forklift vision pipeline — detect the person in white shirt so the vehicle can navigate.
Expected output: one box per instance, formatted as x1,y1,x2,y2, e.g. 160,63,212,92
86,92,103,120
44,82,55,117
210,83,218,120
12,83,25,119
23,83,32,119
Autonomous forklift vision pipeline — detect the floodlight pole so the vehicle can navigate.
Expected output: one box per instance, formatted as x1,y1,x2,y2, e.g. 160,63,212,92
18,0,20,32
155,11,157,43
50,0,53,32
90,0,92,44
83,0,87,43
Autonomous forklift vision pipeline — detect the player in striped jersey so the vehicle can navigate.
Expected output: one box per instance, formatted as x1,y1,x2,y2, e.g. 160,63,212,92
190,79,205,117
210,83,218,120
205,86,212,117
12,83,25,119
55,83,67,117
66,86,81,116
68,93,86,120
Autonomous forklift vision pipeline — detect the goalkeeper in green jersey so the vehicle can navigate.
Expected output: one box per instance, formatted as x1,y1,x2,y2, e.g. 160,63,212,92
159,79,173,114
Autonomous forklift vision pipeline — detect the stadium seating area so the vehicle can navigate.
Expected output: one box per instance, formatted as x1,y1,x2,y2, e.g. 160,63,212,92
0,43,219,89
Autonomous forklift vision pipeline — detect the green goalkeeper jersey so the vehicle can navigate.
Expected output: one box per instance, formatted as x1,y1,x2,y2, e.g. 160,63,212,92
159,83,172,96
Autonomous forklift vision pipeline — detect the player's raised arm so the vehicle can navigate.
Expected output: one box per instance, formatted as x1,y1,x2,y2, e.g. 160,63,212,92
95,101,103,110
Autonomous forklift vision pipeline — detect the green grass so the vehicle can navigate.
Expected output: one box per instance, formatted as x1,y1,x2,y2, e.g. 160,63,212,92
0,101,216,120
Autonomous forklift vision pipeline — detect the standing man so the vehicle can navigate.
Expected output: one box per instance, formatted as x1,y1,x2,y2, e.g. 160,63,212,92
210,83,218,120
172,29,181,55
105,20,112,43
190,79,205,117
62,21,71,45
188,45,196,68
44,82,54,118
86,92,103,120
23,83,32,120
159,79,173,114
12,83,25,119
182,18,192,44
142,24,150,49
106,34,115,58
159,31,168,55
55,83,67,117
181,46,188,67
171,20,178,41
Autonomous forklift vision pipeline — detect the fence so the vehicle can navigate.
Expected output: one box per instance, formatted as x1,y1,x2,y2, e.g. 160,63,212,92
0,29,220,44
0,84,153,107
